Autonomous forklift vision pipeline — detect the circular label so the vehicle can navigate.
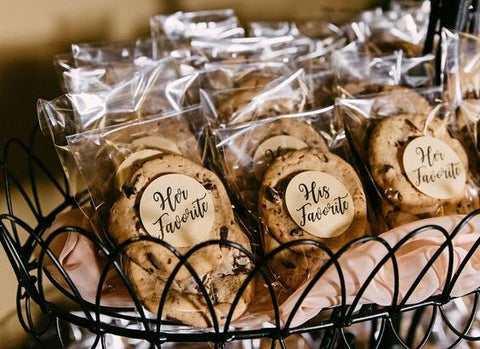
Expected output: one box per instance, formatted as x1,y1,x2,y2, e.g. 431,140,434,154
285,171,355,238
253,135,308,179
115,149,162,191
139,174,215,248
402,136,466,199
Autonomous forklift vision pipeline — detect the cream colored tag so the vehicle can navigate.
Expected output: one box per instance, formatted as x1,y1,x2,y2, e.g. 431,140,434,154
115,149,162,191
403,136,466,199
139,174,215,248
131,136,181,154
253,135,308,179
285,171,355,238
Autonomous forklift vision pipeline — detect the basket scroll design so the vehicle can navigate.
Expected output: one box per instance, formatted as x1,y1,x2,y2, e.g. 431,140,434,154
1,128,480,349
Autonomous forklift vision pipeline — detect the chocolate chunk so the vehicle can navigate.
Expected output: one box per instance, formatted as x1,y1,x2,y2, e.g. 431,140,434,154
265,186,280,202
203,180,216,191
282,261,296,269
220,226,229,241
289,228,303,236
383,164,394,173
122,185,136,198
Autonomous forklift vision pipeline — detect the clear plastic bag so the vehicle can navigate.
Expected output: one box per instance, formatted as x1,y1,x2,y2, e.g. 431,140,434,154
72,37,153,67
38,61,196,196
201,69,311,128
333,45,436,97
340,87,480,230
191,36,314,63
200,61,293,93
67,107,255,327
151,9,244,59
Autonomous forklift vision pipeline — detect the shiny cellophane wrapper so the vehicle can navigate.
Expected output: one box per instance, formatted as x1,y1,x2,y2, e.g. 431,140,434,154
200,69,312,128
333,43,436,97
200,61,293,93
191,36,314,64
212,107,342,217
344,4,429,56
150,9,244,59
296,38,347,108
37,59,197,197
71,37,154,67
443,30,480,161
212,104,377,296
339,87,480,230
66,107,205,237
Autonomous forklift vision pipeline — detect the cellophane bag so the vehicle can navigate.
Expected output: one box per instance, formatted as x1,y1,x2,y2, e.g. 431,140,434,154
200,69,312,128
67,106,256,327
353,4,429,56
443,29,480,160
150,9,244,59
66,106,205,233
71,37,154,67
191,35,314,64
297,38,348,107
200,61,293,93
38,58,196,196
333,44,436,96
212,107,372,293
340,87,480,230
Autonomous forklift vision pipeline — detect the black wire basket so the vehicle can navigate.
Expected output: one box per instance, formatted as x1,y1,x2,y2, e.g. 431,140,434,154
1,125,480,349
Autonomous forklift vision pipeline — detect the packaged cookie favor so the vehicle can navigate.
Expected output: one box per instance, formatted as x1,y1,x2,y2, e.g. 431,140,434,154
38,65,195,197
333,46,436,97
213,105,369,291
66,107,205,232
339,87,480,230
200,61,292,93
213,107,338,217
151,9,244,59
68,110,254,326
201,69,311,128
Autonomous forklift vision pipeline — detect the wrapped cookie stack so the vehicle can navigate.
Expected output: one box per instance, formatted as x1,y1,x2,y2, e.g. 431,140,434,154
36,1,480,328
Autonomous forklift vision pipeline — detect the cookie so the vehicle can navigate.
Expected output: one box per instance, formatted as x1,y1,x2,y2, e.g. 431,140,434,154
370,87,431,117
109,154,235,281
125,222,254,327
236,72,274,89
259,148,368,256
369,114,469,214
217,87,306,126
263,230,324,290
222,118,328,213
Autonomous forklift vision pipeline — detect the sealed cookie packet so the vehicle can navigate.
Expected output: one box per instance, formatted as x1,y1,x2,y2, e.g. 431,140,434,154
200,69,311,128
339,87,480,231
200,61,293,94
213,106,372,294
296,38,348,107
442,30,480,159
150,9,244,59
333,44,436,97
38,58,196,196
67,106,256,327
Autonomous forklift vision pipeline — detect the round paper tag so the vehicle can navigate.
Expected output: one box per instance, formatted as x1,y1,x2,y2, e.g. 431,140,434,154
253,135,308,179
139,174,215,248
115,149,162,191
402,136,466,199
285,171,355,238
